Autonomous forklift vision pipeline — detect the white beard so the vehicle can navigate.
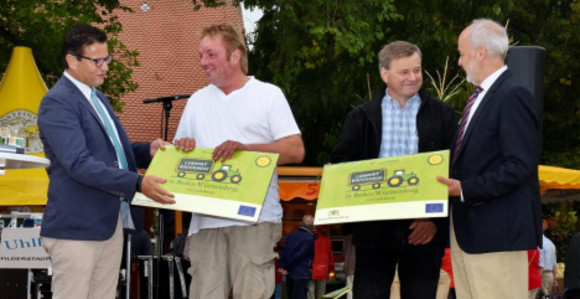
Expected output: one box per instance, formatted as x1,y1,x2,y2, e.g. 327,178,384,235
466,73,475,85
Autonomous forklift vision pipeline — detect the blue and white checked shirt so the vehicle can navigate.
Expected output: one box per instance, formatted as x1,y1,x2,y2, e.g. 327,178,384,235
378,89,420,158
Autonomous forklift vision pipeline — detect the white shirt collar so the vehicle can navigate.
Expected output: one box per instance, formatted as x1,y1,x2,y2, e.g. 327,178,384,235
462,66,507,133
480,65,508,91
63,71,93,101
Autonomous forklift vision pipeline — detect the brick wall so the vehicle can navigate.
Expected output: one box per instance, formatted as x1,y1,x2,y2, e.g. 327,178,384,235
115,0,243,142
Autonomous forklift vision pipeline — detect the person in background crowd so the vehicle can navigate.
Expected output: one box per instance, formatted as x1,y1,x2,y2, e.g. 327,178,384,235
279,215,316,299
308,226,335,299
271,246,283,299
342,232,356,299
540,219,558,295
440,248,455,299
529,249,542,299
564,232,580,298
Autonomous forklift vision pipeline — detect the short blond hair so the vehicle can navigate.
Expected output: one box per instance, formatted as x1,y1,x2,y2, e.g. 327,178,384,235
201,24,248,74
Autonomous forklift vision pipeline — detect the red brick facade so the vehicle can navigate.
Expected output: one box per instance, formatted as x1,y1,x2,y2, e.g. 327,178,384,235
115,0,243,142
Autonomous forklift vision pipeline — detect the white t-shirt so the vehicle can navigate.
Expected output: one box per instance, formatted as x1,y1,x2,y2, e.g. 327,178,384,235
174,76,301,234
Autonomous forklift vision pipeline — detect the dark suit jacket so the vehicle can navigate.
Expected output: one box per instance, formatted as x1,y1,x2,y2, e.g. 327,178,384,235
280,226,315,279
450,69,542,254
331,87,457,250
38,75,150,241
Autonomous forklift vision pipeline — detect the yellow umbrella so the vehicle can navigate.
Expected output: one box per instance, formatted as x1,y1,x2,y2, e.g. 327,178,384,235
0,46,49,206
539,165,580,195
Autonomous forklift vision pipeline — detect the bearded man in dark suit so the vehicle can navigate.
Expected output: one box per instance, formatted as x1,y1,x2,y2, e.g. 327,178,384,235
437,18,542,299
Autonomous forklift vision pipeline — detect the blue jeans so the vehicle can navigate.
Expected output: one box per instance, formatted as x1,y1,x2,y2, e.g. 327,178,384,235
271,283,282,299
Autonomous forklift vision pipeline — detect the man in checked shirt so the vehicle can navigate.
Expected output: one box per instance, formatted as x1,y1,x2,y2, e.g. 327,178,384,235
331,41,457,299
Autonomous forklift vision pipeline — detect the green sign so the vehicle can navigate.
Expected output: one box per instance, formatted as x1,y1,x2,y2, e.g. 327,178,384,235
314,150,449,225
132,146,279,222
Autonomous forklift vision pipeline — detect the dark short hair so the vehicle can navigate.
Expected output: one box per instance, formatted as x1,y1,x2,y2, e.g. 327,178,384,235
62,24,107,69
378,41,422,70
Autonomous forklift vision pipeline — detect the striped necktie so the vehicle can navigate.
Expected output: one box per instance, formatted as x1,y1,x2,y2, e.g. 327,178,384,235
90,88,128,170
452,86,483,167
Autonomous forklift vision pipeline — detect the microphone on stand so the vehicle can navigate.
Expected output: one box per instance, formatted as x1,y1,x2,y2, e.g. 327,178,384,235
143,94,191,141
142,94,190,104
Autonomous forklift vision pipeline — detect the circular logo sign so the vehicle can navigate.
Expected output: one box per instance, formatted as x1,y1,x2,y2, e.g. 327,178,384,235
0,109,43,153
427,154,444,165
255,156,272,167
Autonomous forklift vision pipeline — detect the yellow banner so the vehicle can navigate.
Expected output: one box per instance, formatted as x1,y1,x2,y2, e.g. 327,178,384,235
0,47,49,206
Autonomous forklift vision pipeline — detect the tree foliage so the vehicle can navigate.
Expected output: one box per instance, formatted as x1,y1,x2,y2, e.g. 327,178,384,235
241,0,402,164
237,0,579,168
0,0,139,112
4,0,574,165
511,0,580,169
544,202,579,263
393,0,579,169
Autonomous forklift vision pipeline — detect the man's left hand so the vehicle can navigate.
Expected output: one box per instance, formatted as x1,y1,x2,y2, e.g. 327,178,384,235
212,140,249,161
408,219,437,245
150,138,170,157
436,176,462,197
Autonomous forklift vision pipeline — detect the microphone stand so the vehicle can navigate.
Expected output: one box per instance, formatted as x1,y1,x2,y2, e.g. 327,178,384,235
142,94,189,298
143,94,189,141
162,100,172,141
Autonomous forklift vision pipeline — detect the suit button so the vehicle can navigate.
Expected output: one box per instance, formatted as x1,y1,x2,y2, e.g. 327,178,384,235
113,161,119,167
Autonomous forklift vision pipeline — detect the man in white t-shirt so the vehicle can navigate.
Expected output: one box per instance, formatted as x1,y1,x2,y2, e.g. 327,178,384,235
173,23,305,299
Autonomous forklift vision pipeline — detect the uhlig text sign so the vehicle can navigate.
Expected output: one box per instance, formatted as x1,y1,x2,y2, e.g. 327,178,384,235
0,227,51,269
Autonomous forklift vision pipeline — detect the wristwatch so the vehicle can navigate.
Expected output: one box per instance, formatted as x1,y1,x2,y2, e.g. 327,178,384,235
136,175,144,192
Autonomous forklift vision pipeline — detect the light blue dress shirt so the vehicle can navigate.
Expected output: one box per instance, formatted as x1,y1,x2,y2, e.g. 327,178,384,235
378,89,420,158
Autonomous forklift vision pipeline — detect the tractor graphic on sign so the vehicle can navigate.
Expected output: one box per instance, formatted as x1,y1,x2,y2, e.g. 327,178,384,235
210,164,242,184
175,158,242,184
349,169,419,191
386,169,419,187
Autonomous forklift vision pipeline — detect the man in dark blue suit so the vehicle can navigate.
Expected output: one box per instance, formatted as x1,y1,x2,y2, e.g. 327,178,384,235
437,19,542,299
38,24,175,299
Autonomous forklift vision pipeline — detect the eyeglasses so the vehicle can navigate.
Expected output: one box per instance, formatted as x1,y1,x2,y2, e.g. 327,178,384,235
75,54,113,67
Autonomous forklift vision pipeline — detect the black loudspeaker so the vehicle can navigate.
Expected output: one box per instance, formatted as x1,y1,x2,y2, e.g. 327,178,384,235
505,46,546,111
505,45,546,148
